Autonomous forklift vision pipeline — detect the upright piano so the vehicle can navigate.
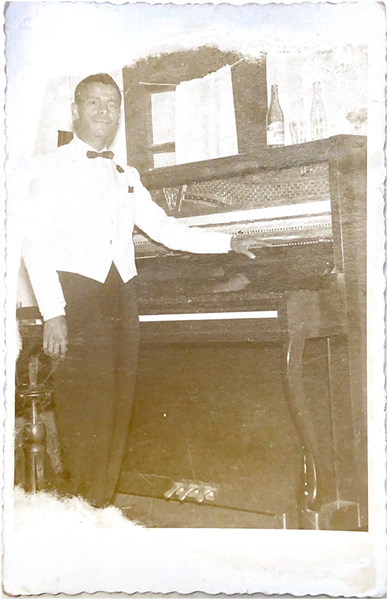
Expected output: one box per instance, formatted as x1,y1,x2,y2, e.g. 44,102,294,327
118,135,367,530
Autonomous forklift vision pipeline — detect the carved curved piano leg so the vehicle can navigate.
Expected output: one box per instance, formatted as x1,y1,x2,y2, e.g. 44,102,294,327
284,336,320,529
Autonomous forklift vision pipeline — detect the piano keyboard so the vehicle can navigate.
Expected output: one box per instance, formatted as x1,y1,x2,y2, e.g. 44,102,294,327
133,199,333,256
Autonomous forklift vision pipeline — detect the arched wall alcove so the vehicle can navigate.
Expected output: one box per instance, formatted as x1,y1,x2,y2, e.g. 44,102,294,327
123,46,268,173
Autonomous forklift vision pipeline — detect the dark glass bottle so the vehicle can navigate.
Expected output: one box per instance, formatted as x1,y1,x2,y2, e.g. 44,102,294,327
266,84,285,147
310,82,327,141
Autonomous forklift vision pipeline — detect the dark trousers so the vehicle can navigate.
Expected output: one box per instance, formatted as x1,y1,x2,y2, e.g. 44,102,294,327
53,265,139,507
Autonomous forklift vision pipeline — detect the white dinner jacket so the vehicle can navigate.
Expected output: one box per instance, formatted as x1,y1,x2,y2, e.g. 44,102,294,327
22,136,232,321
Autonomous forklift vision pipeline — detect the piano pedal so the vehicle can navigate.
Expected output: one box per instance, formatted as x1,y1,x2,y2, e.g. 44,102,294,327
164,479,217,504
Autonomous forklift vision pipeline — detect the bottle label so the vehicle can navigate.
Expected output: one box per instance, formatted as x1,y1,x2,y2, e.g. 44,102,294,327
267,121,285,146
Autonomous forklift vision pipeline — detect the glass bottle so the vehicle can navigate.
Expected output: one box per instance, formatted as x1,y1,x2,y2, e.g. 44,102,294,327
266,85,285,147
310,82,327,141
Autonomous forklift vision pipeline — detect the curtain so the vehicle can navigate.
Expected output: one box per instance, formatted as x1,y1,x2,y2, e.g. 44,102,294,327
175,65,238,164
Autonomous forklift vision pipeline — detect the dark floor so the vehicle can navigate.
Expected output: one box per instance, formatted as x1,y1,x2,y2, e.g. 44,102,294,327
118,342,303,528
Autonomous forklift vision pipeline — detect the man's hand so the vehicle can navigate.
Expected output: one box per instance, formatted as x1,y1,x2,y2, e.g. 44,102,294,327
231,236,258,259
43,315,68,359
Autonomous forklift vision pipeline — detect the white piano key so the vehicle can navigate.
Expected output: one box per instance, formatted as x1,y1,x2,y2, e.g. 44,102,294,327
139,311,278,322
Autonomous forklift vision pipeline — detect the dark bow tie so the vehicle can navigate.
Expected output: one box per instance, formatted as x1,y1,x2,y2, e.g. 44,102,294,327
86,150,114,160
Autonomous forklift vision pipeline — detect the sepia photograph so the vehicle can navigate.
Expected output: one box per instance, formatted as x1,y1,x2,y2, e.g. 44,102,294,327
2,0,386,595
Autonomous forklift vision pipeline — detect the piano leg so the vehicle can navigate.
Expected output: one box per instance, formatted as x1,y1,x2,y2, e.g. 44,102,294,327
284,335,320,529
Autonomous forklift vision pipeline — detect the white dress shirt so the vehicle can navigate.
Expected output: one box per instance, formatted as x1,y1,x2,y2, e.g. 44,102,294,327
22,136,232,321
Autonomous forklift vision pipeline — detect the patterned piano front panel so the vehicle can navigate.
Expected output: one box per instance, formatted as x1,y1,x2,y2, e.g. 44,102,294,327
159,163,330,215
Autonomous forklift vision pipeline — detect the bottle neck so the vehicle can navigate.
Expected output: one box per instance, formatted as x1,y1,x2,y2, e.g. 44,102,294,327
271,85,279,103
312,82,323,105
313,82,321,93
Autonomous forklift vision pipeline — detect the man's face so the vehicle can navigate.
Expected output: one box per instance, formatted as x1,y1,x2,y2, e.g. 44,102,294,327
71,82,121,149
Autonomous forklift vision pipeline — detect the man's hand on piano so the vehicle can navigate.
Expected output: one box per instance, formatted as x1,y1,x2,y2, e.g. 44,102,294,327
230,236,259,259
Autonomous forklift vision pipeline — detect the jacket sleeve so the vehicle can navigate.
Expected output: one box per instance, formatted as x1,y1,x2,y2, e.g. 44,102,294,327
131,170,232,254
21,159,66,321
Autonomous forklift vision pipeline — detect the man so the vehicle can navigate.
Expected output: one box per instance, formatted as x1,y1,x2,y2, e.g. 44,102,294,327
22,73,258,508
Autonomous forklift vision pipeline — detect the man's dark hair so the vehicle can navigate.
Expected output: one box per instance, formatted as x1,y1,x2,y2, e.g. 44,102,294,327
74,73,122,104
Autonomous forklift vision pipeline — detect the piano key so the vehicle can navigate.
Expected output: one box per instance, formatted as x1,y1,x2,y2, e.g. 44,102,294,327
139,311,278,322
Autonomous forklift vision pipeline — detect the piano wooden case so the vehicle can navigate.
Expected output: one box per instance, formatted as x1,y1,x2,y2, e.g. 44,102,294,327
119,135,367,530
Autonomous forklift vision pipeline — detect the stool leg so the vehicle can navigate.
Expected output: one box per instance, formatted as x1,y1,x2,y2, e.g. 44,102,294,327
23,400,47,493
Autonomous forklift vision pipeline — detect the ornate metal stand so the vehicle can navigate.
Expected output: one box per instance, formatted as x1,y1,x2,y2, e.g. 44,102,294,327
16,353,53,492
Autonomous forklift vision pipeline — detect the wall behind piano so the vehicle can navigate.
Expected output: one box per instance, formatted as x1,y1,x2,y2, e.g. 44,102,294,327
266,47,368,145
7,3,376,160
6,2,376,307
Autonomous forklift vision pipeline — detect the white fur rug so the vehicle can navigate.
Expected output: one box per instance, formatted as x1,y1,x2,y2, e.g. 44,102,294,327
3,487,235,595
12,486,141,530
3,487,148,594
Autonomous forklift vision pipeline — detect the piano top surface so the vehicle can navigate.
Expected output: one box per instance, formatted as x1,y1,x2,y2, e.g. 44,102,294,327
141,135,367,189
